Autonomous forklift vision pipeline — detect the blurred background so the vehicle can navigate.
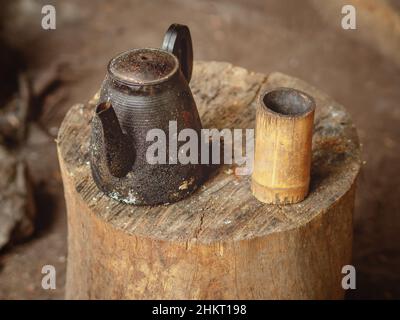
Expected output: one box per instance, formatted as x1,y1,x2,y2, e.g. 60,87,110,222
0,0,399,299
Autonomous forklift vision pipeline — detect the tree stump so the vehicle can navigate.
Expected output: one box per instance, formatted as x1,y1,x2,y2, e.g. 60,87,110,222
57,62,361,300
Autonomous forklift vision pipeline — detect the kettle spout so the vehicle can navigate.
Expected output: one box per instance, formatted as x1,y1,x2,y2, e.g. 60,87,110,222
95,102,135,178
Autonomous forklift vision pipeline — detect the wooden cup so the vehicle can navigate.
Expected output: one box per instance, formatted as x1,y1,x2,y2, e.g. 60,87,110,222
252,87,315,204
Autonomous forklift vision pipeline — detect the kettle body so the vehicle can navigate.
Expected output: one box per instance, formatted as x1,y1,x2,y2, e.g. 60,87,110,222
90,24,204,205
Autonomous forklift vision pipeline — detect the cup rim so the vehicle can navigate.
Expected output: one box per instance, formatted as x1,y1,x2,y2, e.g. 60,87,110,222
259,87,316,119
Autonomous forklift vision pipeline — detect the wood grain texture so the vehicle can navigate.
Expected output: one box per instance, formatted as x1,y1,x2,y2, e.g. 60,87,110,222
57,61,361,299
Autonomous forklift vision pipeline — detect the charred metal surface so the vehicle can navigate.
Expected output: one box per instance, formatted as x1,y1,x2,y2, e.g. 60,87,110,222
90,24,204,205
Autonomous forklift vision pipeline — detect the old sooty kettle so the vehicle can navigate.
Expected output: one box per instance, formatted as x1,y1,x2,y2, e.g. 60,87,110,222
90,24,204,205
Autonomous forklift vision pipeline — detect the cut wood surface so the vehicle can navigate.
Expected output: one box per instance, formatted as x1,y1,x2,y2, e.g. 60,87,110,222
58,61,361,299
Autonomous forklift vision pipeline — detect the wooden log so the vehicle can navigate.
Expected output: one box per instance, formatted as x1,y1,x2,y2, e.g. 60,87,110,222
57,61,361,300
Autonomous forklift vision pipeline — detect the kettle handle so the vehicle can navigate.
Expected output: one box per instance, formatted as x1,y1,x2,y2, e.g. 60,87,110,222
162,23,193,83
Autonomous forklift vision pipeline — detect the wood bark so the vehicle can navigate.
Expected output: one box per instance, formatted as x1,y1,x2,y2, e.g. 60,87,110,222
57,62,361,299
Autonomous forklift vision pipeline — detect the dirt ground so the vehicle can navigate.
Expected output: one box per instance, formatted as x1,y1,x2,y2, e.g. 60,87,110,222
0,0,399,299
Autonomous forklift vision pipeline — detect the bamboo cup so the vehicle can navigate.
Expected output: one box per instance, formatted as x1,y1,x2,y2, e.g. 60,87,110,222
252,87,315,204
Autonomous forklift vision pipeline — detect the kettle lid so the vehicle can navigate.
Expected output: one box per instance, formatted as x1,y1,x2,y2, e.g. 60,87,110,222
108,48,179,85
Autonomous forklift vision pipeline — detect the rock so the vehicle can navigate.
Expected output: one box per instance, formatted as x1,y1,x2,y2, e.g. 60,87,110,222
0,74,30,146
0,146,35,250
